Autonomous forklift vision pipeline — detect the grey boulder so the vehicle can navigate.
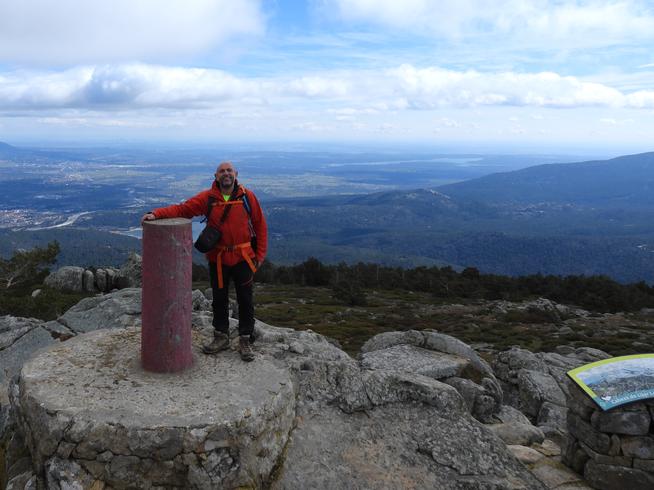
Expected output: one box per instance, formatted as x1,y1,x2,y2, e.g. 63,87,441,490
56,288,141,334
43,266,84,293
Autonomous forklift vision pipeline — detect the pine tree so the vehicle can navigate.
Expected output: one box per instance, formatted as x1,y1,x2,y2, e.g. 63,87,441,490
0,241,60,290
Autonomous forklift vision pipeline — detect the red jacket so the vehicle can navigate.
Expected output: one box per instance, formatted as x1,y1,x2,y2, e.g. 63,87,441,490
153,180,267,267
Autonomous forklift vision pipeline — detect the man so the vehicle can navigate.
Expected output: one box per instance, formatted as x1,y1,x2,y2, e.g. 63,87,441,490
141,161,267,361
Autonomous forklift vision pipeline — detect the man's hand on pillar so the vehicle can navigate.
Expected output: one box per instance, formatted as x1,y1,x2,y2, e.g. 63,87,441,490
141,212,156,225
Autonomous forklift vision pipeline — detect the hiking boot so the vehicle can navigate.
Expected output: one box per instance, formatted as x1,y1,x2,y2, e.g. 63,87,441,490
202,331,230,355
238,335,255,362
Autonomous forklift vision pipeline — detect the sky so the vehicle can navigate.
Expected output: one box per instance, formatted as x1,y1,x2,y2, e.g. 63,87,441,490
1,0,654,152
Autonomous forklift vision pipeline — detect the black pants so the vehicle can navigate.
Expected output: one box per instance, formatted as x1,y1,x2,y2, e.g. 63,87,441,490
209,260,254,337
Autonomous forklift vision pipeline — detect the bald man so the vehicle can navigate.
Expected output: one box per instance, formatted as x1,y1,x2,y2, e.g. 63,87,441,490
142,161,267,361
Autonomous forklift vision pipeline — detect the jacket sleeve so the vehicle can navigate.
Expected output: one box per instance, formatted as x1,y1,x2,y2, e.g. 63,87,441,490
247,190,268,263
153,190,209,220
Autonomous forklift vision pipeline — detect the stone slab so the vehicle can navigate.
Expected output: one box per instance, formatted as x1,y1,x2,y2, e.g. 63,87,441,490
360,344,469,379
531,459,585,488
272,404,546,490
591,409,651,436
57,288,141,333
585,460,654,490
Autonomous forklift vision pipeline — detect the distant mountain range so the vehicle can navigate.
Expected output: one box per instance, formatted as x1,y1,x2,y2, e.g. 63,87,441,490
263,152,654,282
438,151,654,209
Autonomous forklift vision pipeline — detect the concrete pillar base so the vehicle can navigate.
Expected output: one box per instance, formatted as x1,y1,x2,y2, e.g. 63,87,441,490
13,328,295,489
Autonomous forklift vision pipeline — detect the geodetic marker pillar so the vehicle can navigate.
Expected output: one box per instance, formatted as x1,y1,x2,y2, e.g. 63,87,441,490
141,218,193,372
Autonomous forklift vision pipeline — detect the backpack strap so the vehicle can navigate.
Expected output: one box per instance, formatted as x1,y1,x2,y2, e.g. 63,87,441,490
201,195,217,223
242,192,252,216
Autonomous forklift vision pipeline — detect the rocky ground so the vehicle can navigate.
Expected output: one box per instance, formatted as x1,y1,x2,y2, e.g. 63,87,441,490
3,288,624,489
1,259,653,488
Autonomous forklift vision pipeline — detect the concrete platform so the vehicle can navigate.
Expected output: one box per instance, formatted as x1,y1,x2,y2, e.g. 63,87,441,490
13,328,296,489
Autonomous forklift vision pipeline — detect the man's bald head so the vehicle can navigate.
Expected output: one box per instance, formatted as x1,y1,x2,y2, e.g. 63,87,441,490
216,161,237,174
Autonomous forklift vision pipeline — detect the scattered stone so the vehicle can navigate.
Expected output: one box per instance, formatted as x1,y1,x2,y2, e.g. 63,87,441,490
105,268,116,291
492,404,533,426
82,270,96,293
43,266,84,292
532,439,562,457
507,445,545,465
537,401,567,430
191,289,212,311
95,268,108,293
555,345,575,355
487,422,545,446
518,369,566,418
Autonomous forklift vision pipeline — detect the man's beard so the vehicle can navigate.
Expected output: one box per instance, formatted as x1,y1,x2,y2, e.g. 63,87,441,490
218,176,235,190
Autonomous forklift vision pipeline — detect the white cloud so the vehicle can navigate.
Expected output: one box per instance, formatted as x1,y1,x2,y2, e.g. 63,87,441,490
435,117,461,128
387,65,629,109
328,0,654,48
2,63,654,115
599,117,634,125
0,0,264,65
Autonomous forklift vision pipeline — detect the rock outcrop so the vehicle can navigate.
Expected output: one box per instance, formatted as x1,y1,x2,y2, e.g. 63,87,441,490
42,253,141,294
493,346,610,443
359,330,503,423
44,265,119,294
489,297,590,322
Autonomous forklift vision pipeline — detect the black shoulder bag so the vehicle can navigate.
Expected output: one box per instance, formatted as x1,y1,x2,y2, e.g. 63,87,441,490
194,191,236,253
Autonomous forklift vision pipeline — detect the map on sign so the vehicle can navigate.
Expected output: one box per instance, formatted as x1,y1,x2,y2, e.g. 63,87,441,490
567,354,654,411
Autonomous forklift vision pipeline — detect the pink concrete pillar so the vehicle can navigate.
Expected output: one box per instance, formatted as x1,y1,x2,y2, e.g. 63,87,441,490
141,218,194,372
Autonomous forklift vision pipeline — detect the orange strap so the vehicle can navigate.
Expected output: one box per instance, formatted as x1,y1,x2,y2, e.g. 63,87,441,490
215,200,243,206
215,242,256,288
